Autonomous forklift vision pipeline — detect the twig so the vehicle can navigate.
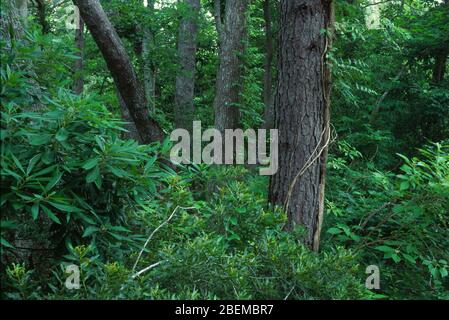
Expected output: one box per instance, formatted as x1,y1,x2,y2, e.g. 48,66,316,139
132,205,195,272
284,286,295,300
132,260,165,279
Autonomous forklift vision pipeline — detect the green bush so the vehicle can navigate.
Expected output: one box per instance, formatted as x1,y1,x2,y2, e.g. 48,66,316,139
324,140,449,299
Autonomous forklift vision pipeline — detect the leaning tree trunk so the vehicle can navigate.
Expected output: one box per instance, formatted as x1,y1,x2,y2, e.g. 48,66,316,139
73,0,164,143
73,16,84,95
213,0,249,132
174,0,200,131
269,0,334,251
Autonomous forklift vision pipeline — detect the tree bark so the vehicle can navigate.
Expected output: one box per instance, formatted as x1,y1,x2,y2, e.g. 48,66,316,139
268,0,334,251
431,0,448,84
15,0,28,23
142,0,156,114
174,0,200,131
213,0,249,132
73,0,164,144
262,0,274,129
34,0,50,34
432,50,448,84
73,16,84,95
1,0,24,45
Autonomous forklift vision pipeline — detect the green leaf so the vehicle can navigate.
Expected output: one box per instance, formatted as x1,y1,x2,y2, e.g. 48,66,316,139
31,203,39,220
1,237,14,249
47,201,80,213
400,181,410,191
327,227,342,235
402,254,416,264
86,166,100,184
11,154,25,174
27,154,42,175
374,245,396,253
46,169,63,191
28,134,52,146
41,204,61,224
82,226,99,237
82,158,99,170
55,128,69,142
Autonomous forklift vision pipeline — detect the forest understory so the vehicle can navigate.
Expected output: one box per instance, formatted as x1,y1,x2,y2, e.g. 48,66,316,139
0,0,448,300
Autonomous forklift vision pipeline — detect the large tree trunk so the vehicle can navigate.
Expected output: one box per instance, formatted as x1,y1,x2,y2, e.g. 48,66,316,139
1,0,24,44
174,0,200,131
262,0,274,129
142,0,156,114
73,16,84,95
73,0,164,144
213,0,249,132
432,0,448,84
15,0,28,23
268,0,334,251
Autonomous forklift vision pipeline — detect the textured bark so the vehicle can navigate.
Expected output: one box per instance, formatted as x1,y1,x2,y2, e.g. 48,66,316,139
15,0,28,22
142,0,156,114
213,0,249,132
432,50,448,84
268,0,334,250
34,0,50,33
174,0,200,131
1,0,24,44
116,87,140,141
73,0,164,143
262,0,274,129
73,17,84,94
431,0,448,84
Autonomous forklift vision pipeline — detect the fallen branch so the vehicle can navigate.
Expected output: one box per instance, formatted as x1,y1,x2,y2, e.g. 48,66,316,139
132,260,165,279
132,205,196,272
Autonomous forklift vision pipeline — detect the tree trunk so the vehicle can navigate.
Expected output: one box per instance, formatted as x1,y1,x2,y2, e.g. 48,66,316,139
213,0,249,132
15,0,28,23
262,0,274,129
432,1,448,84
142,0,156,114
73,0,164,144
268,0,334,251
73,16,84,95
174,0,200,131
1,0,24,45
35,0,50,34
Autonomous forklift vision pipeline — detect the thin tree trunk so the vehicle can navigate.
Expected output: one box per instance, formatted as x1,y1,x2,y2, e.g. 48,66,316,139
432,50,447,84
262,0,274,129
35,0,50,34
268,0,334,251
213,0,249,132
142,0,156,114
174,0,200,131
73,17,84,95
73,0,164,144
